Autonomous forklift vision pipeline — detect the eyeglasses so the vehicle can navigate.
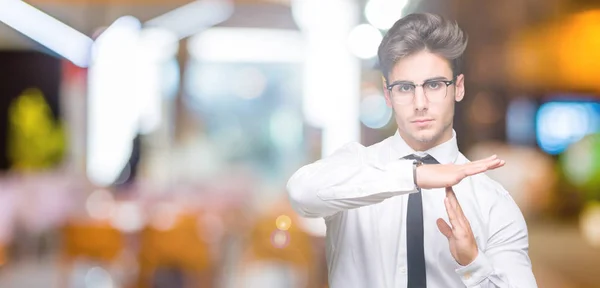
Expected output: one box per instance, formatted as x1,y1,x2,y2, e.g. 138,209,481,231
386,79,455,105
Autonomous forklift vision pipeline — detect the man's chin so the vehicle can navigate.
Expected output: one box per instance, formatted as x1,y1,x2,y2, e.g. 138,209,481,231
415,136,435,143
411,130,437,143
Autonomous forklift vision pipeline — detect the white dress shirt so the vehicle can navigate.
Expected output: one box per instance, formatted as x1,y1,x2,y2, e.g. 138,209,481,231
287,131,537,288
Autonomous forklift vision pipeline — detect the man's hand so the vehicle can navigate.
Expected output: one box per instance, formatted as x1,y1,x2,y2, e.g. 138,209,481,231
416,155,504,189
436,187,479,266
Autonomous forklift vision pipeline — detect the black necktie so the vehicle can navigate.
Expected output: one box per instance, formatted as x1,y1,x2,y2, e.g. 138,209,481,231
402,154,439,288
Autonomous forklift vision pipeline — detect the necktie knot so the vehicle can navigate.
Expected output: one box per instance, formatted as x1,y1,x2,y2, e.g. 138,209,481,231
402,153,439,164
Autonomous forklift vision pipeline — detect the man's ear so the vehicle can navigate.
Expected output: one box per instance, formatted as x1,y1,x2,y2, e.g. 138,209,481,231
382,76,393,107
454,74,465,102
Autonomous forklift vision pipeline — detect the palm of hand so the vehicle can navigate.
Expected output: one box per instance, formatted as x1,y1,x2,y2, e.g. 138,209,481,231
444,220,478,266
416,155,505,189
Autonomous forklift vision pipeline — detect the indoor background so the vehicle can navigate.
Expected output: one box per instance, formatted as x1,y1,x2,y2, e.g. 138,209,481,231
0,0,599,287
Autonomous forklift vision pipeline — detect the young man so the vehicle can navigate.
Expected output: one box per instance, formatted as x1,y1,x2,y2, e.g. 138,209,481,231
287,13,537,288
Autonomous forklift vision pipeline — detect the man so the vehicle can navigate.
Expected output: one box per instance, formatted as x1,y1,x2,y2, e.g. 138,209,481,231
287,13,537,288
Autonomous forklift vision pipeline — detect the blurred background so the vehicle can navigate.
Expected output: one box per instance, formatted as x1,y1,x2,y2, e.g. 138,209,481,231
0,0,599,287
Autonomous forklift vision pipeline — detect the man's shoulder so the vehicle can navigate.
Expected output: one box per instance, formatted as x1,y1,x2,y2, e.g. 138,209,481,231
332,136,393,156
364,135,397,152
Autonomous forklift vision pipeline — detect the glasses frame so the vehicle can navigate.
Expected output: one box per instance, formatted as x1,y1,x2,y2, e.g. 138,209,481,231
386,78,455,104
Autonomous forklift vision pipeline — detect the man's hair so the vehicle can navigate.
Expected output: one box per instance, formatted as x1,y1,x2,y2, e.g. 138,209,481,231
377,13,468,82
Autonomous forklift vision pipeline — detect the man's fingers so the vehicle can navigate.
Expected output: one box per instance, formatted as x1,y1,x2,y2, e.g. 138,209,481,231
446,187,462,214
482,158,503,169
446,187,471,231
471,154,498,164
446,187,468,226
469,155,503,168
490,160,506,169
463,161,504,177
444,196,461,230
463,164,488,176
462,157,504,175
436,218,453,239
445,186,455,199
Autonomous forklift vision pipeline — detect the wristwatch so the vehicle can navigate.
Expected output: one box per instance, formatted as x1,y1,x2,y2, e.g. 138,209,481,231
412,159,423,190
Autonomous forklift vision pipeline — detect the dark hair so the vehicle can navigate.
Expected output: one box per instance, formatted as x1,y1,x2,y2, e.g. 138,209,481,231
377,13,468,82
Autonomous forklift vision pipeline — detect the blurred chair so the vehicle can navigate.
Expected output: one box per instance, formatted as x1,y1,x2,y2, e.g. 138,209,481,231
237,202,318,288
136,212,214,288
59,220,125,287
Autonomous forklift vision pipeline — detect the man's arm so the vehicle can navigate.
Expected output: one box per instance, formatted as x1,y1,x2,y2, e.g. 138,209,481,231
453,192,538,288
288,141,506,219
287,142,417,218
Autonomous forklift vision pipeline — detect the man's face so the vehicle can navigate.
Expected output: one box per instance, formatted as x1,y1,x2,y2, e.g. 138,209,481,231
383,50,465,150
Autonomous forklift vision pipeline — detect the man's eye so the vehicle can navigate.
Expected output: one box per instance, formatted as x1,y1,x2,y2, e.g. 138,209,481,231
398,84,414,92
426,81,442,90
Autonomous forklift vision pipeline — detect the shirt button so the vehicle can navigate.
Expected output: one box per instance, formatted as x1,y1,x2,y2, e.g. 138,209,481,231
463,272,472,280
399,266,407,274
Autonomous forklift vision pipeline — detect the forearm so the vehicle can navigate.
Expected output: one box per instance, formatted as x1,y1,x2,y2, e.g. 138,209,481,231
456,252,536,288
287,143,417,218
456,191,538,288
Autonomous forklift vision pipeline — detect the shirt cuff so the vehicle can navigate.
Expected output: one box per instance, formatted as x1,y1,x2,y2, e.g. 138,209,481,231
455,250,494,287
381,159,418,192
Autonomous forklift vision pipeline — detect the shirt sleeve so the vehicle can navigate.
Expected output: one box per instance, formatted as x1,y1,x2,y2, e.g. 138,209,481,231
454,192,538,288
287,142,418,218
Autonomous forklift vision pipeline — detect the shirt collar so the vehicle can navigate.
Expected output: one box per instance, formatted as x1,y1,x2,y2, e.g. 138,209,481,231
389,129,459,164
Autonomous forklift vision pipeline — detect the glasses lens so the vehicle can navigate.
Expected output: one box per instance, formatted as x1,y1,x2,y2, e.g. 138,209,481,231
391,84,414,104
423,81,447,102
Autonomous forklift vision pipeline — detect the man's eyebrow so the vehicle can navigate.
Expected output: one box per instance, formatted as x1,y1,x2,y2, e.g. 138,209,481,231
389,76,451,85
389,80,414,86
423,76,451,82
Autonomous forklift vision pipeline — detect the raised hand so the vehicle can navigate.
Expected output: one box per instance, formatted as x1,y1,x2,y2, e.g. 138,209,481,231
436,187,479,266
416,155,504,189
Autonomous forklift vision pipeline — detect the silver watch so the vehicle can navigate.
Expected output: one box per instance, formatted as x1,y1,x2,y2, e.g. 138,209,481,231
413,159,423,190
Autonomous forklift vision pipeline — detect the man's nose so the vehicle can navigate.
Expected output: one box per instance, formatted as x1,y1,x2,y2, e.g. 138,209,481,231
413,86,428,110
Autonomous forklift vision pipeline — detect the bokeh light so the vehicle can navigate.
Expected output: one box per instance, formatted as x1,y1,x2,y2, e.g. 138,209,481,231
580,202,600,248
85,189,115,220
364,0,409,30
275,215,292,231
150,202,180,231
271,230,290,249
109,201,144,233
536,101,600,155
561,133,600,199
506,98,537,145
360,94,392,129
347,24,382,59
84,266,114,288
